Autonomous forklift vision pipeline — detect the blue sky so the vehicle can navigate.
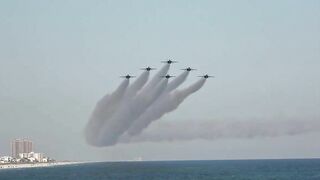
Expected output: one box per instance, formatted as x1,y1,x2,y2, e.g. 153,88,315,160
0,0,319,160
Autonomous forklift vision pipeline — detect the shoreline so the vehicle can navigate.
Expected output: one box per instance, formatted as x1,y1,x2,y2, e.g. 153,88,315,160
0,161,84,170
2,158,319,170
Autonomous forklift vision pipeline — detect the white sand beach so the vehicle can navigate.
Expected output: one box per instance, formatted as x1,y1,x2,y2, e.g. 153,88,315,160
0,162,82,170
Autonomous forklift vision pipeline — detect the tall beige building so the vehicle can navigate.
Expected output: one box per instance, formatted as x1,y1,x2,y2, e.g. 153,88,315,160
11,139,33,158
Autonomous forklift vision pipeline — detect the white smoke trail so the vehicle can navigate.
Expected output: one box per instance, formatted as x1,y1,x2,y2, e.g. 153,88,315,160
119,119,320,143
96,78,169,146
166,71,189,92
127,78,206,135
125,71,150,98
123,71,190,136
171,78,206,106
85,70,150,146
138,64,169,95
85,79,129,146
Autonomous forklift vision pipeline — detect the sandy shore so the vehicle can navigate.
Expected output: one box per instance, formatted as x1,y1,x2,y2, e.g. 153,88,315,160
0,162,83,170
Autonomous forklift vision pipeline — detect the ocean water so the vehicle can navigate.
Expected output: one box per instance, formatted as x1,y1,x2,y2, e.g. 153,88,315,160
0,159,320,180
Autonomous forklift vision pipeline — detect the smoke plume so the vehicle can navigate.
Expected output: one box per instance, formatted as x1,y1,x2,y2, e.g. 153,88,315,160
119,119,320,143
85,79,129,146
85,63,319,147
85,64,207,147
127,77,206,136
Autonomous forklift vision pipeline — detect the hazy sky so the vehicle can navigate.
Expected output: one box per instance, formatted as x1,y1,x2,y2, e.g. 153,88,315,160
0,0,319,161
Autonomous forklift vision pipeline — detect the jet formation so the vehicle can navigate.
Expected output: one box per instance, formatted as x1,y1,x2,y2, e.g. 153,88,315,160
121,60,213,80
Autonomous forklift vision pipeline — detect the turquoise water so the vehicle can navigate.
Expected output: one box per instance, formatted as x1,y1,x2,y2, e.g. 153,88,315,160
0,159,320,180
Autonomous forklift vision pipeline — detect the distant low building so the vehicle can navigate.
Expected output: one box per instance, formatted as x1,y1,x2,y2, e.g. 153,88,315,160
42,157,49,163
0,156,13,163
18,152,44,162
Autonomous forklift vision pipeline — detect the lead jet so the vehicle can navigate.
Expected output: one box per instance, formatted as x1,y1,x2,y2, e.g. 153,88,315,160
161,59,178,64
161,74,175,79
140,66,156,71
198,74,214,79
120,74,136,79
181,67,196,71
